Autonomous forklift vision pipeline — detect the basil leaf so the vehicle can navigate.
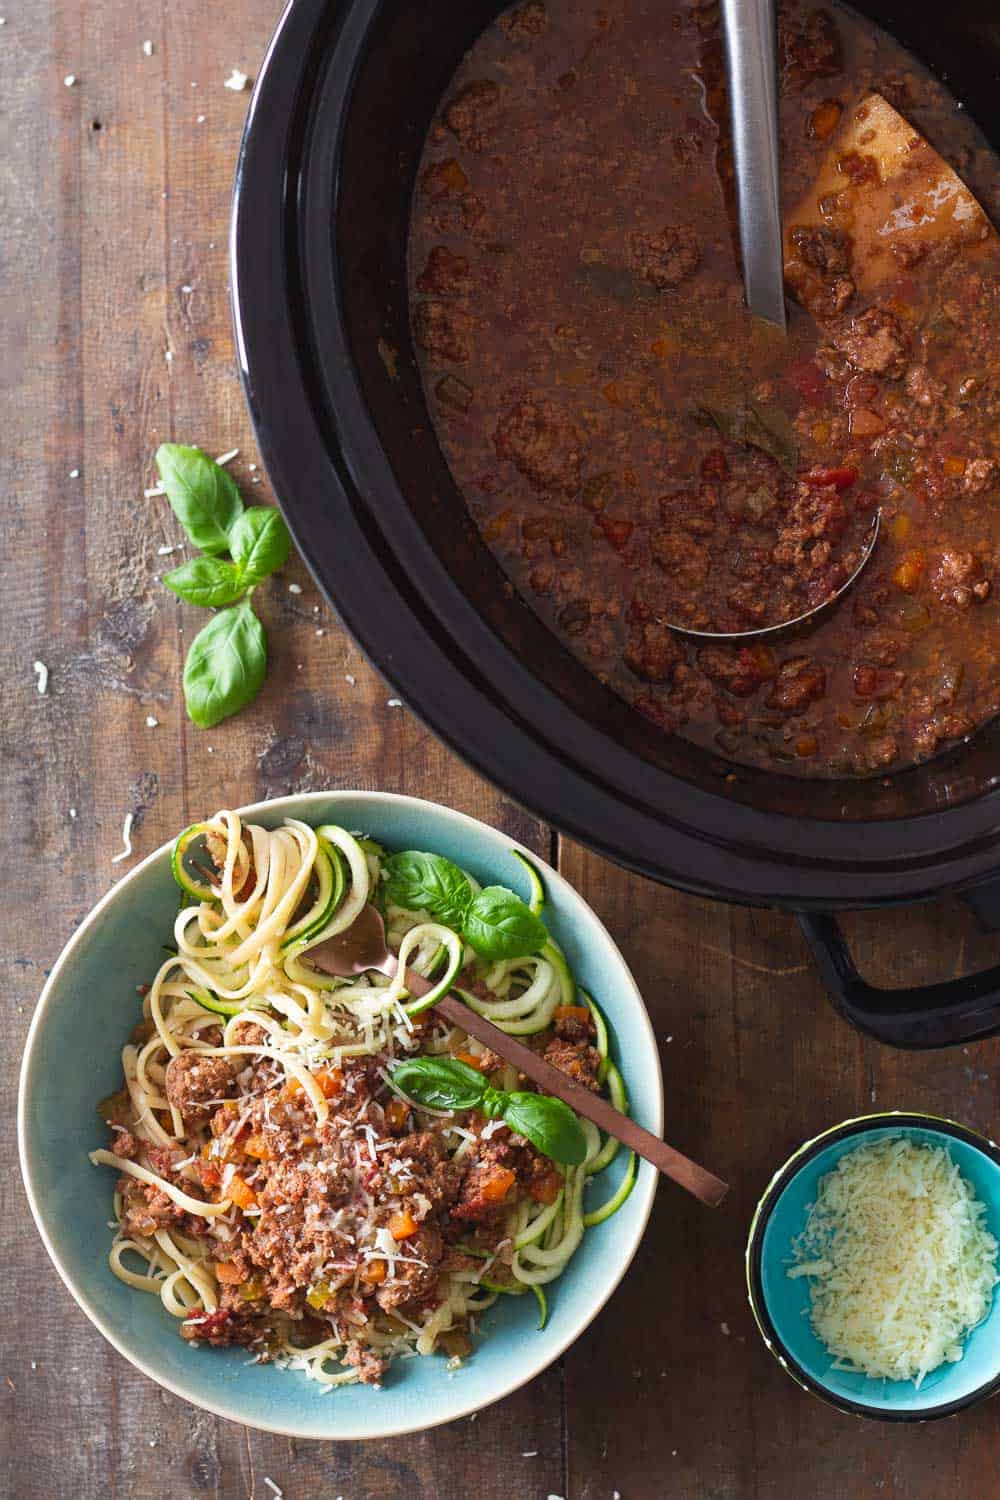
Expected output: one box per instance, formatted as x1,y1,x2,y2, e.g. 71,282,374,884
182,600,267,729
695,402,745,447
228,506,292,586
162,556,245,608
501,1092,587,1165
155,444,244,555
391,1056,486,1112
745,401,798,473
463,886,548,960
695,401,798,474
383,850,473,927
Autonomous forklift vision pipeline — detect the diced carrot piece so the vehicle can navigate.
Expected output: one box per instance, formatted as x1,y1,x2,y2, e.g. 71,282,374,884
944,455,967,477
480,1167,517,1204
892,550,925,594
228,1174,257,1210
554,1005,593,1028
214,1260,244,1285
314,1068,343,1099
362,1259,387,1285
455,1050,492,1072
243,1133,270,1160
385,1098,410,1133
389,1209,419,1241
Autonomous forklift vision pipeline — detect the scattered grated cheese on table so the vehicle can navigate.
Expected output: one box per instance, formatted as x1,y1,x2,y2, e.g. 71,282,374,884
32,660,48,695
788,1136,999,1385
224,68,249,91
263,1481,283,1499
111,812,134,865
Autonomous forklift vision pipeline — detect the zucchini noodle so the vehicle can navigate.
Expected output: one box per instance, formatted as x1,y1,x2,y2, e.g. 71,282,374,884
91,812,638,1390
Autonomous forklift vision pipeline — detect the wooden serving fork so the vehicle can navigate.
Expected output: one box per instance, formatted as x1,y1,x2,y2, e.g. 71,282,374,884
308,905,729,1209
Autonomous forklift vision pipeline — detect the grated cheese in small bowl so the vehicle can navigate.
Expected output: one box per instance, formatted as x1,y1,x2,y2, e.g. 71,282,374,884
788,1135,998,1388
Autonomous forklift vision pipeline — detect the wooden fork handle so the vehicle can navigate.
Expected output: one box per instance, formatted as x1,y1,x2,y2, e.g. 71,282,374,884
430,989,729,1209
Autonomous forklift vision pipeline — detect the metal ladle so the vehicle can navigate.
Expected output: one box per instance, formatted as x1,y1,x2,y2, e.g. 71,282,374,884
663,0,879,641
669,510,881,642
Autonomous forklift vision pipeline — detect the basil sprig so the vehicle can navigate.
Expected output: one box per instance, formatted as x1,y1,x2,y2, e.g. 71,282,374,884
153,444,293,728
383,850,547,960
391,1056,587,1165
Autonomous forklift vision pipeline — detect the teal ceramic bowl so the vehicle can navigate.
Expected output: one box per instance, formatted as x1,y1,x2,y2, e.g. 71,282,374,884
746,1113,1000,1421
18,791,661,1439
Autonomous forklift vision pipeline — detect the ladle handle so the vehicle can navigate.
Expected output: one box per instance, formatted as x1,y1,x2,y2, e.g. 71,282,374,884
720,0,786,328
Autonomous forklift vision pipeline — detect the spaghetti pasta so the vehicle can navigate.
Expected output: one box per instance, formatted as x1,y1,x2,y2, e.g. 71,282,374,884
92,811,636,1389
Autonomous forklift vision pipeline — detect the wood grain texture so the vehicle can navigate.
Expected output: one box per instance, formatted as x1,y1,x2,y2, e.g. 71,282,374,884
558,843,1000,1500
1,3,558,1497
4,0,1000,1497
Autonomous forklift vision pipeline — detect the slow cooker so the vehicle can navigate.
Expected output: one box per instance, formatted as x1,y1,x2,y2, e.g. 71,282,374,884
231,0,1000,1048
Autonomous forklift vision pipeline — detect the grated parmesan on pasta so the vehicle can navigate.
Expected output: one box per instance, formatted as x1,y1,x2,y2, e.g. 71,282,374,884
788,1136,999,1386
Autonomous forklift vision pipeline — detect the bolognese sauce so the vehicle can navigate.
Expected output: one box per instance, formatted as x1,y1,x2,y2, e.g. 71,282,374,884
408,0,1000,776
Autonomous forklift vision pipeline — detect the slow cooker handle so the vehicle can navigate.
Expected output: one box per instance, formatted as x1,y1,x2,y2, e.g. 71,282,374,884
798,912,1000,1049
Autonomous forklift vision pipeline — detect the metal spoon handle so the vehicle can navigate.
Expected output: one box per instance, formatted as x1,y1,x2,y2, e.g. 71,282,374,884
721,0,786,328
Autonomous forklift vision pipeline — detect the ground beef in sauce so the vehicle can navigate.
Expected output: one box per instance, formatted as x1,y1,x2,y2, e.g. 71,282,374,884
107,1042,591,1380
408,0,1000,778
164,1051,239,1125
494,395,582,495
543,1030,603,1091
626,224,701,290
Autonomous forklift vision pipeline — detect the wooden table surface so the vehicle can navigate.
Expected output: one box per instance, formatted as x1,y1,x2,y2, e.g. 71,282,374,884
4,3,1000,1496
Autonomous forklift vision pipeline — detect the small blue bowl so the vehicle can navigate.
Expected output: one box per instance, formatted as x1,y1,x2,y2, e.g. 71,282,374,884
18,791,661,1439
746,1113,1000,1421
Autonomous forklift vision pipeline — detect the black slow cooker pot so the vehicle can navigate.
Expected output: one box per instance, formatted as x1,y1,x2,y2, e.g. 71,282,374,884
231,0,1000,1049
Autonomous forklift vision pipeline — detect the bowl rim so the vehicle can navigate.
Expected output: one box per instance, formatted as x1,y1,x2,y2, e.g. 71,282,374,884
745,1110,1000,1422
17,788,663,1440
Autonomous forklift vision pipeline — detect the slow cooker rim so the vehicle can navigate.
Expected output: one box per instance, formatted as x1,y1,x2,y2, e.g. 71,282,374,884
230,0,1000,908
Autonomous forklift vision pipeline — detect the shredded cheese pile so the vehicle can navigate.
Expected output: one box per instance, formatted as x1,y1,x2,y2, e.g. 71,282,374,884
788,1136,999,1386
